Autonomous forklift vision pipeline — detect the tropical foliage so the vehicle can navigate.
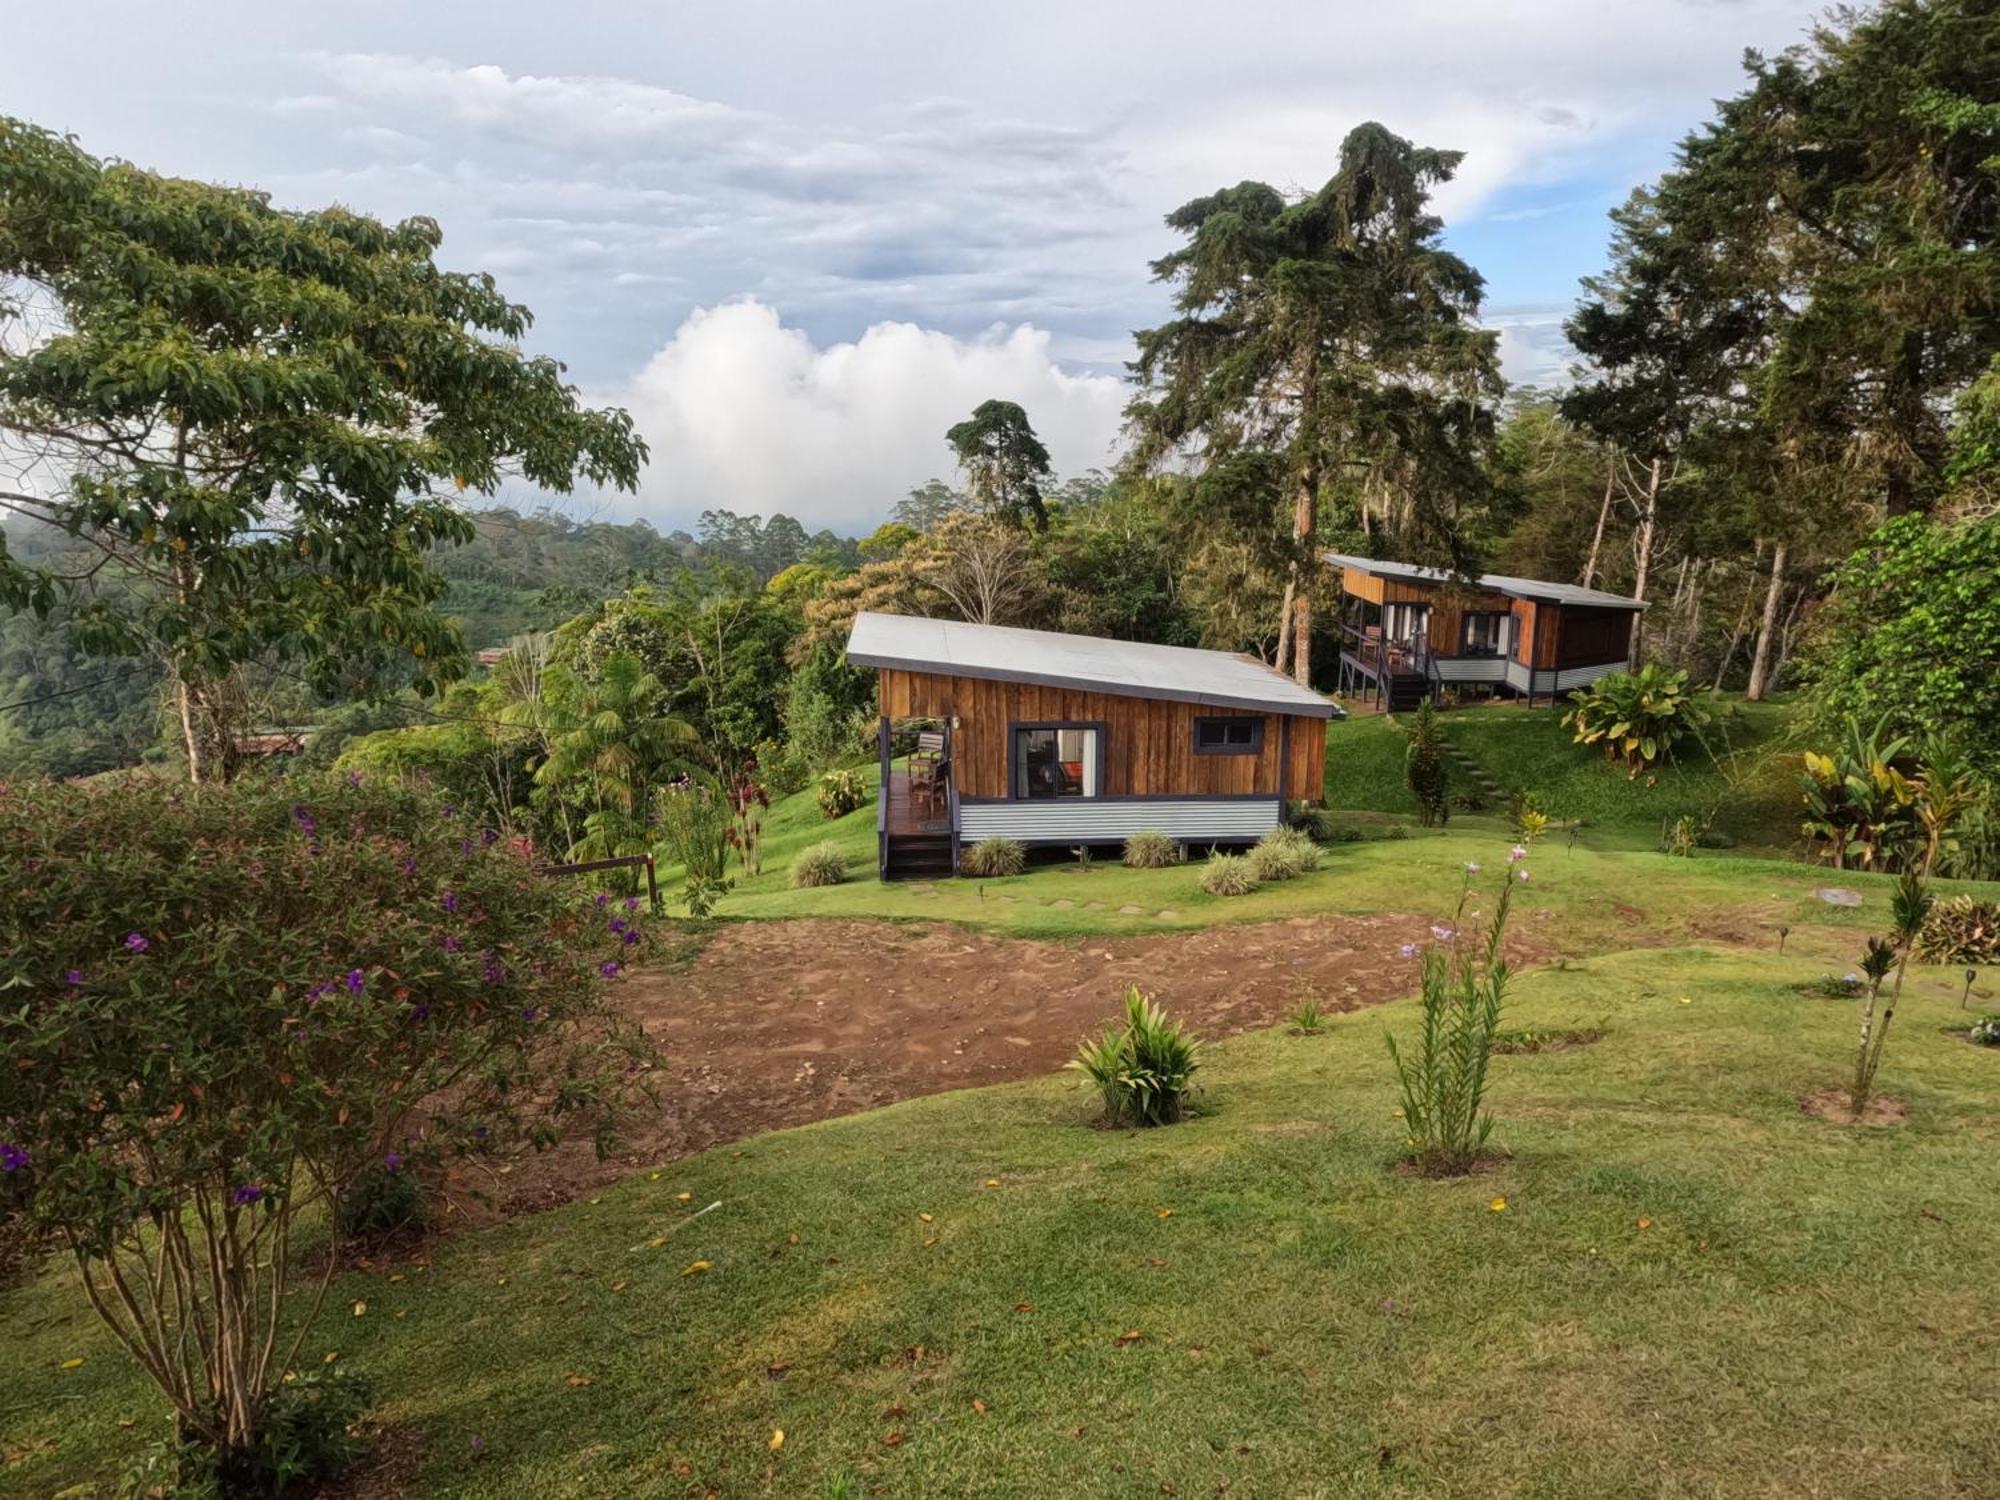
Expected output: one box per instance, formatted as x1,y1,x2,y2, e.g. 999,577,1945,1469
1068,987,1201,1127
1563,664,1710,777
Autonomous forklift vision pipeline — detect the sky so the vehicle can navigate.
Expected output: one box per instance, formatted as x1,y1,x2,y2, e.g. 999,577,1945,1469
5,1,1830,534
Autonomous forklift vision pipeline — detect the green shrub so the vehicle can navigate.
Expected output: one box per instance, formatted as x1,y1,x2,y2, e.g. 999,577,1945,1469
1201,852,1256,896
1404,701,1451,826
1386,872,1516,1174
1068,986,1200,1126
962,837,1027,878
1257,825,1321,871
122,1367,372,1500
1562,663,1712,778
1122,830,1184,868
1970,1015,2000,1047
1916,894,2000,964
656,777,734,917
333,1160,426,1239
815,767,869,820
0,773,646,1475
790,841,849,889
1246,838,1303,882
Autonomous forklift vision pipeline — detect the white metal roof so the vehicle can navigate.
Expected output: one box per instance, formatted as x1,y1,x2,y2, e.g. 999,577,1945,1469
1323,553,1647,611
845,612,1336,718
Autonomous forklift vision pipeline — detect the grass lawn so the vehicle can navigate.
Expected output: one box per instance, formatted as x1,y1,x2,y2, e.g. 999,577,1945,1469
6,938,1998,1498
1325,696,1802,853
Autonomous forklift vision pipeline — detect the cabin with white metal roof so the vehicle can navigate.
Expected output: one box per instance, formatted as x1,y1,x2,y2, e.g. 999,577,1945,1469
844,612,1334,879
1324,553,1647,712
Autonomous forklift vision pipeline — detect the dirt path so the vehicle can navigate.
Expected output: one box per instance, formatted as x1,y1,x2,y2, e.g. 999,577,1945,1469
484,912,1551,1215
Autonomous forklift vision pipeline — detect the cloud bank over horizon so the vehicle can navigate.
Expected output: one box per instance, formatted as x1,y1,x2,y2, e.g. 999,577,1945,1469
7,0,1830,530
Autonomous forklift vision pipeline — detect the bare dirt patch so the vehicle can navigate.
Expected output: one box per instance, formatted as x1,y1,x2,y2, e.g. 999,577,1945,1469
1800,1087,1909,1127
485,913,1548,1214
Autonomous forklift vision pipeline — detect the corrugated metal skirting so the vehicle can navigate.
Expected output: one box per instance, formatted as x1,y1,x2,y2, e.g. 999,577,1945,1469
957,799,1282,845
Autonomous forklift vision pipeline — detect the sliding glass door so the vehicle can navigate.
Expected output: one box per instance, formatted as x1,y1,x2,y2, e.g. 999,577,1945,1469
1013,725,1102,799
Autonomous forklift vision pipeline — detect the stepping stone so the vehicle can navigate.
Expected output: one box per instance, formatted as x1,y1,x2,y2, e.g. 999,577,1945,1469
1118,904,1146,915
1156,910,1179,920
1084,901,1105,911
1051,899,1076,909
1815,887,1863,907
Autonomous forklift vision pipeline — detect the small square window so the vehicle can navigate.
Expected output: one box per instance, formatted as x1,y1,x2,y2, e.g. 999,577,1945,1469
1194,717,1261,754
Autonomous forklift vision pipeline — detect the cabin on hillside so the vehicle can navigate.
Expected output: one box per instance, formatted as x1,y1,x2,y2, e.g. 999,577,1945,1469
1325,553,1646,712
844,612,1334,880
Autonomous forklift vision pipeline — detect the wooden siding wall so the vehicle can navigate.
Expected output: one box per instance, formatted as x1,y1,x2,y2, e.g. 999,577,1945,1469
878,669,1326,802
1423,590,1513,655
1556,606,1632,668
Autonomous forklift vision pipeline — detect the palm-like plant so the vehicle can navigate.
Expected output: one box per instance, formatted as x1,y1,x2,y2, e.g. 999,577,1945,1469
535,652,692,864
1563,663,1711,777
1798,718,1921,871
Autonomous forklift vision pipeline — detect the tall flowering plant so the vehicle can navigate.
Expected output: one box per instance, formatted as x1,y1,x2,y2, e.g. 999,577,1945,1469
1385,853,1524,1174
0,773,651,1478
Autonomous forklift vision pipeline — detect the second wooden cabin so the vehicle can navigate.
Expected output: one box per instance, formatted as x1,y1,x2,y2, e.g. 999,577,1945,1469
1325,553,1646,711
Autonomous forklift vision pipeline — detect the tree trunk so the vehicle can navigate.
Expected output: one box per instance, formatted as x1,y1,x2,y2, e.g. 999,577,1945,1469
1626,458,1660,668
1582,450,1615,589
1273,578,1295,670
1288,465,1316,686
1745,540,1789,701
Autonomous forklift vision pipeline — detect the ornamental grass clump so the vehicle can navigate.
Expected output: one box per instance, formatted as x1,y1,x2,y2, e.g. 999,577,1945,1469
790,840,848,889
1386,863,1516,1175
962,836,1027,878
1122,830,1184,869
1254,825,1321,873
1201,852,1256,896
0,773,652,1487
1068,986,1201,1126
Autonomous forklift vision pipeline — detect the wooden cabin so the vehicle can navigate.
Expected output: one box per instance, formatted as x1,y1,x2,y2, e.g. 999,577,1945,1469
845,612,1334,879
1325,554,1646,711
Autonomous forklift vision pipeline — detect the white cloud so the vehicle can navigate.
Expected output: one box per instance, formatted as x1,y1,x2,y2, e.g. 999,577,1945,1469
615,300,1127,531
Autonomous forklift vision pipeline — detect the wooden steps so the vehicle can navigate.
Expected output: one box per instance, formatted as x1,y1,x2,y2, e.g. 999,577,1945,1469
884,833,955,880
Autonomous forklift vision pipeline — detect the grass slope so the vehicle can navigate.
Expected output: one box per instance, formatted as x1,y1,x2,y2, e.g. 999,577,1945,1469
1325,697,1801,852
5,944,1997,1498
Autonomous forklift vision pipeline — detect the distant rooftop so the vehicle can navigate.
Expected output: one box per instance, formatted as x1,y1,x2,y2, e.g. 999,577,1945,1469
1323,553,1647,611
845,612,1336,718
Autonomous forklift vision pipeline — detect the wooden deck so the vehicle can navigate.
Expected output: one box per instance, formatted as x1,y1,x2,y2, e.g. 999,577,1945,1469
883,769,951,837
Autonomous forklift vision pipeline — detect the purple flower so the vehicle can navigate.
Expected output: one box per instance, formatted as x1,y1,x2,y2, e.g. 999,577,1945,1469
307,981,333,1003
124,932,150,954
1398,943,1420,959
622,929,640,946
65,969,84,987
0,1142,30,1173
610,917,628,936
599,960,621,978
442,935,463,954
408,1002,431,1022
1465,861,1481,874
623,896,640,913
1429,923,1458,942
482,827,499,847
442,891,461,915
594,893,610,909
441,802,457,818
520,1006,539,1023
291,803,317,837
1508,845,1528,863
482,954,505,984
382,1151,403,1174
460,837,474,857
400,856,418,877
345,969,365,994
346,770,364,787
231,1184,263,1207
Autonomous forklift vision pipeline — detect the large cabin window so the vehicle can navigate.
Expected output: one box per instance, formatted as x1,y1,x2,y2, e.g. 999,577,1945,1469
1460,612,1508,657
1013,724,1102,799
1193,716,1263,755
1383,602,1429,647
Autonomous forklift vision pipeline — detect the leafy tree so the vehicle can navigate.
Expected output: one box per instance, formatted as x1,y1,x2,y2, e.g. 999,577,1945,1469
1129,122,1503,684
1800,513,2000,764
0,117,645,782
535,652,691,865
1404,700,1451,826
945,400,1053,530
890,478,969,532
0,773,648,1482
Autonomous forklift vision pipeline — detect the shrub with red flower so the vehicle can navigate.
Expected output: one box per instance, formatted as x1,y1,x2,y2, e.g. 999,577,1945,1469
0,772,651,1476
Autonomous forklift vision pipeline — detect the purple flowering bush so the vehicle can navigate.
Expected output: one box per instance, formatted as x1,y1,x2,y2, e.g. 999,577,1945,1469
0,771,651,1483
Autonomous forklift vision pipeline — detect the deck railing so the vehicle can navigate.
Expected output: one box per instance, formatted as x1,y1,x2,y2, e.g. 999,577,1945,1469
1337,620,1430,679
